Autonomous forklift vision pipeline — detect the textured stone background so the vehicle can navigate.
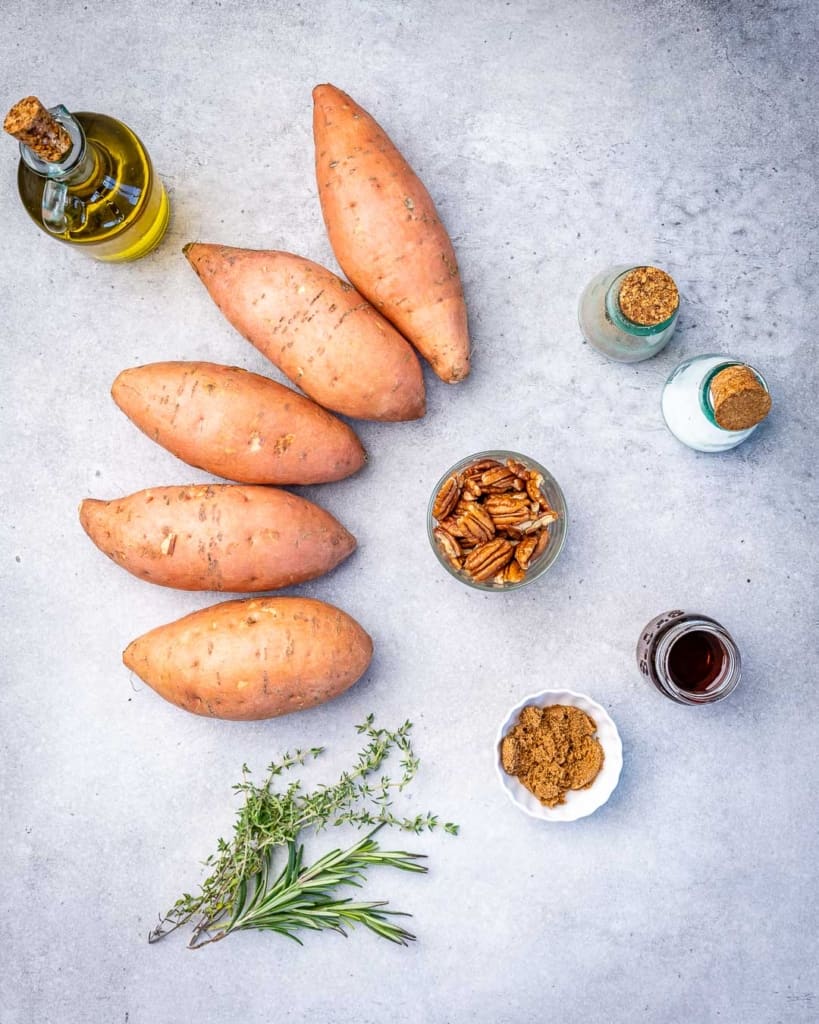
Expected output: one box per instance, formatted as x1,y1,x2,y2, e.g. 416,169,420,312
1,2,816,1022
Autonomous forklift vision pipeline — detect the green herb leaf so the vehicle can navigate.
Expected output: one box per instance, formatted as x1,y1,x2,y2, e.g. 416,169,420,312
148,717,457,948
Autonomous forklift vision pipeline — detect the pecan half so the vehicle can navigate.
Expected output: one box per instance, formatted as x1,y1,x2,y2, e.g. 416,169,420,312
517,510,559,534
514,534,539,570
439,514,465,537
533,510,558,529
480,466,519,493
525,470,545,504
484,492,529,514
463,477,483,499
432,474,462,520
464,537,515,581
463,458,502,479
503,560,526,584
483,492,532,528
433,526,462,568
457,502,496,545
506,458,529,479
532,529,551,560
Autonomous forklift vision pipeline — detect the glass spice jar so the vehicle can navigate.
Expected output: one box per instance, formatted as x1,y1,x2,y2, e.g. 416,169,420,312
661,354,771,452
636,610,741,705
578,264,679,362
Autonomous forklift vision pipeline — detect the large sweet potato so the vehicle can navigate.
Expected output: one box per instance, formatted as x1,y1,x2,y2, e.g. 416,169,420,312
184,244,425,422
79,484,355,592
313,84,470,384
123,596,372,720
112,361,365,485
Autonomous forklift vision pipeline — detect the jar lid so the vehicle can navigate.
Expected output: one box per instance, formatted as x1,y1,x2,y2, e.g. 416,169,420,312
710,364,771,430
618,266,679,326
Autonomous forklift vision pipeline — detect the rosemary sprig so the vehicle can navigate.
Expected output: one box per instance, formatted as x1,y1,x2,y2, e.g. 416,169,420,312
188,830,426,948
149,716,457,947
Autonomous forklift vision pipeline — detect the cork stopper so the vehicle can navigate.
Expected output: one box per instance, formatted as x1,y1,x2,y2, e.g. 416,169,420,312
618,266,679,326
710,364,771,431
4,96,72,162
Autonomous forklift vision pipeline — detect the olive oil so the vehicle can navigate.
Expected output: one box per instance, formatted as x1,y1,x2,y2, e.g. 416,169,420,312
6,98,169,262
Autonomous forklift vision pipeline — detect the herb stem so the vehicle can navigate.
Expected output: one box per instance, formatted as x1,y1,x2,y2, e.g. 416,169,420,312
149,718,456,949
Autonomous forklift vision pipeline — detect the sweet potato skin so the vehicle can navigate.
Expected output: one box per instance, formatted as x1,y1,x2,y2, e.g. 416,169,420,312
184,244,426,422
112,361,365,485
312,83,470,384
123,597,372,720
79,485,356,592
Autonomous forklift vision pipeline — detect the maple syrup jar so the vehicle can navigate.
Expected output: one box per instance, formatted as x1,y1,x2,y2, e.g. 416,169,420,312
636,611,741,705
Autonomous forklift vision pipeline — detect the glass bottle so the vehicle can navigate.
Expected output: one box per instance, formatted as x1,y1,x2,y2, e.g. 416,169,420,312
578,264,679,362
5,96,169,262
636,610,741,705
662,354,771,452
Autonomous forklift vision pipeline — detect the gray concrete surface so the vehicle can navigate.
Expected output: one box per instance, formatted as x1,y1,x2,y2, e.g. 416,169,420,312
1,2,817,1022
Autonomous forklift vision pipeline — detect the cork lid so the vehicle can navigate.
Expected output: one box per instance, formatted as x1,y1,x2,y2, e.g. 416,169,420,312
4,95,72,162
618,266,679,326
710,364,771,430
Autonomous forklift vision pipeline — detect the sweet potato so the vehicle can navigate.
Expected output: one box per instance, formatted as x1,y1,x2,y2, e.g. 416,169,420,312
112,361,365,485
184,244,426,422
79,484,355,592
123,596,372,720
312,84,470,384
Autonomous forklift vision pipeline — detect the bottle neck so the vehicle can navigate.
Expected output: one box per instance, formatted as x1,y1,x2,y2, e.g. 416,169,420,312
19,105,95,185
605,270,678,337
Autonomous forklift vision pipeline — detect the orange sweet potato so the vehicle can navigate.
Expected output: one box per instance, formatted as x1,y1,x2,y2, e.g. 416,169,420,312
112,361,365,485
312,84,470,384
79,484,355,592
184,244,425,422
123,596,372,720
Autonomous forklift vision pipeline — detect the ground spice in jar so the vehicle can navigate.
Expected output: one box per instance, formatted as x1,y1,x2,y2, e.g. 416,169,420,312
618,266,679,326
500,705,604,807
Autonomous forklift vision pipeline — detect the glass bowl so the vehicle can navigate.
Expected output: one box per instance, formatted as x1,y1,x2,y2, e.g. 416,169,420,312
426,450,568,591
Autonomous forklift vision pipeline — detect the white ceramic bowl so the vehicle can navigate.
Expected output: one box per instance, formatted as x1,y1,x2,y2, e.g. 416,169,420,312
495,689,623,822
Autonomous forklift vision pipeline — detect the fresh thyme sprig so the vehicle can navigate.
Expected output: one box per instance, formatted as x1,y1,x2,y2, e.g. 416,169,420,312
149,716,458,947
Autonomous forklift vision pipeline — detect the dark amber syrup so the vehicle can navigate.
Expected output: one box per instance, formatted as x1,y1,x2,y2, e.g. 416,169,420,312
667,630,726,693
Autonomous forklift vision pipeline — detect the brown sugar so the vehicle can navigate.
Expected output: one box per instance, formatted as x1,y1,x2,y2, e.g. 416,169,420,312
710,364,771,431
618,266,679,326
500,704,604,808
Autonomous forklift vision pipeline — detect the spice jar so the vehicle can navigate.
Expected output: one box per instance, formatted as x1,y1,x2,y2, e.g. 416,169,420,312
637,610,741,705
662,354,771,452
578,264,679,362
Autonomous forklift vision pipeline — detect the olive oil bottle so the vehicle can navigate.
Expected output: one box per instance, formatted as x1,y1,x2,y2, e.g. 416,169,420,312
4,96,169,261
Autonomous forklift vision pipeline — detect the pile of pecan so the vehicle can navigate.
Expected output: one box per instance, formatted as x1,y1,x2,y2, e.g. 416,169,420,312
431,457,558,585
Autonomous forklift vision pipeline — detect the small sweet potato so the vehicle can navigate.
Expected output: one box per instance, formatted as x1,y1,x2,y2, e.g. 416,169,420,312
313,84,470,384
184,244,426,422
123,596,373,720
112,361,365,485
79,484,355,592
